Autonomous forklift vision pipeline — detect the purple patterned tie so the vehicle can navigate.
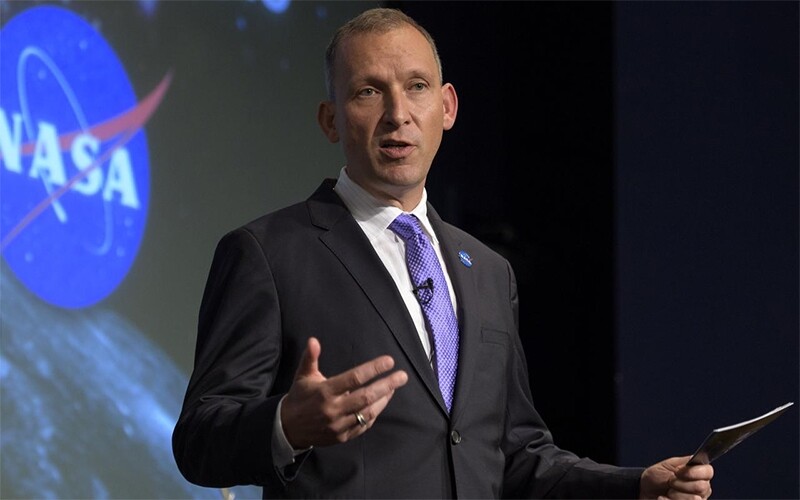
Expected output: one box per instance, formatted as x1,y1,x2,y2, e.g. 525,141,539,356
389,213,459,412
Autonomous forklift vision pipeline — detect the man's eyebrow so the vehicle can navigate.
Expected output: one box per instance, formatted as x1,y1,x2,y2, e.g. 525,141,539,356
406,68,436,80
344,67,438,91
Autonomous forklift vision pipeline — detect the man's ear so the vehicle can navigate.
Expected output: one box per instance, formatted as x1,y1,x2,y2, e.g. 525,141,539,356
441,83,458,131
317,100,339,143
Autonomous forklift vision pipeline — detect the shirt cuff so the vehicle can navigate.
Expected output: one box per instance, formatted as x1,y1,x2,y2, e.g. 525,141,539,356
272,395,312,468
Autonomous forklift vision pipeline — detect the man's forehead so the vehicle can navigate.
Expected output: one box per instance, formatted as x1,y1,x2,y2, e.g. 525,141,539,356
335,26,438,77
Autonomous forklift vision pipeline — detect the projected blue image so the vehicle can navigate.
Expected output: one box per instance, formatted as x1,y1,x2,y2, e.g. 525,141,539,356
0,0,372,496
0,5,258,498
1,266,261,498
1,268,200,497
0,6,165,309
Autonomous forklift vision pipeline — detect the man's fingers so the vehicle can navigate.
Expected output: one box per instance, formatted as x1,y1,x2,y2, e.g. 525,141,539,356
342,369,409,414
327,354,398,394
283,343,410,448
677,463,714,481
668,480,712,499
668,463,713,500
663,455,691,470
340,388,399,437
327,369,408,436
355,387,397,425
294,337,322,380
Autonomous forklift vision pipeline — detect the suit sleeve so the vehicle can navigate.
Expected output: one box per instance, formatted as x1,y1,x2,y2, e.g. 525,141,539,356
172,227,286,488
499,261,645,499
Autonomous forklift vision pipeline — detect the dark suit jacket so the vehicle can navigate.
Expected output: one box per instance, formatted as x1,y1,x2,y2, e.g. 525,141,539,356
172,179,643,498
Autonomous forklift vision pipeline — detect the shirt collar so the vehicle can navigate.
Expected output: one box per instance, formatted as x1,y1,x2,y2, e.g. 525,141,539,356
333,167,438,245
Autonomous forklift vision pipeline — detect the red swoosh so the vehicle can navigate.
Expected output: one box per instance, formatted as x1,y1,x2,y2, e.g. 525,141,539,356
1,71,172,159
0,71,173,252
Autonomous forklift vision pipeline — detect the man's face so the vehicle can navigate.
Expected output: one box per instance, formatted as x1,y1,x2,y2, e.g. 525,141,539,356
318,25,457,208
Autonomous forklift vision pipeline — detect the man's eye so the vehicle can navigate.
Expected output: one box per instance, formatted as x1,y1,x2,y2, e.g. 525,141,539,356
411,83,426,91
358,88,376,97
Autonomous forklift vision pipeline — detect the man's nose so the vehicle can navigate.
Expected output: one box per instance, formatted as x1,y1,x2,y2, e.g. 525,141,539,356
383,90,410,127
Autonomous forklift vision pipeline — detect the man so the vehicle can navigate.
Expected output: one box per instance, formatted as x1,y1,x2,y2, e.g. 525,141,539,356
173,7,714,499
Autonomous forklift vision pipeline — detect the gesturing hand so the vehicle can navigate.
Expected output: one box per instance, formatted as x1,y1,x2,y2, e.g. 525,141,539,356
280,337,409,449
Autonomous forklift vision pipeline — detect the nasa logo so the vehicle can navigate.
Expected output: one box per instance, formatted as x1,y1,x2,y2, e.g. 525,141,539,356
0,6,171,309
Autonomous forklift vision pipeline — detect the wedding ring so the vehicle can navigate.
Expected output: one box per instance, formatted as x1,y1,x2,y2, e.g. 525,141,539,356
354,411,367,427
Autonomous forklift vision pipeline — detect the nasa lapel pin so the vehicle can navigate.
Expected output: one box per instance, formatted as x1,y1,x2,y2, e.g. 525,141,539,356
458,250,473,268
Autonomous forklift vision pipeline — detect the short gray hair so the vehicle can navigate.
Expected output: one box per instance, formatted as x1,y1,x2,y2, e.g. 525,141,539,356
324,8,444,100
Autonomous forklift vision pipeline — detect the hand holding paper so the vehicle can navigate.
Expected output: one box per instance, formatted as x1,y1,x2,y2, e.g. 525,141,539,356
688,402,794,465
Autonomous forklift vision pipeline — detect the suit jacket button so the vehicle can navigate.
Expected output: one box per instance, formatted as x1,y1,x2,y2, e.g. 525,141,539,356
450,430,462,445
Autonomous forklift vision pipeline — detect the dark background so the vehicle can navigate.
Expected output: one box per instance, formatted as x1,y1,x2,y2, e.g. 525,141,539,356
392,1,798,498
394,0,618,462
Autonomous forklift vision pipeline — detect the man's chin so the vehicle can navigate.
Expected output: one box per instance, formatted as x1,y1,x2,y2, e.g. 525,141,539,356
379,165,428,188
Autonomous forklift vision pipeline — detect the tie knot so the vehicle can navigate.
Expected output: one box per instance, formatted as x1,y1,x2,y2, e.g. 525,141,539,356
389,213,424,242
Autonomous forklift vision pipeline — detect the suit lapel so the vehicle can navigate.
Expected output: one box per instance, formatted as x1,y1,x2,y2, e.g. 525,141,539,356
306,181,443,411
428,207,482,422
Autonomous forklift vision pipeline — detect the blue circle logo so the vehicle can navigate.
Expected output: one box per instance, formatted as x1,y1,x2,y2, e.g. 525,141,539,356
458,250,473,268
0,6,169,309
